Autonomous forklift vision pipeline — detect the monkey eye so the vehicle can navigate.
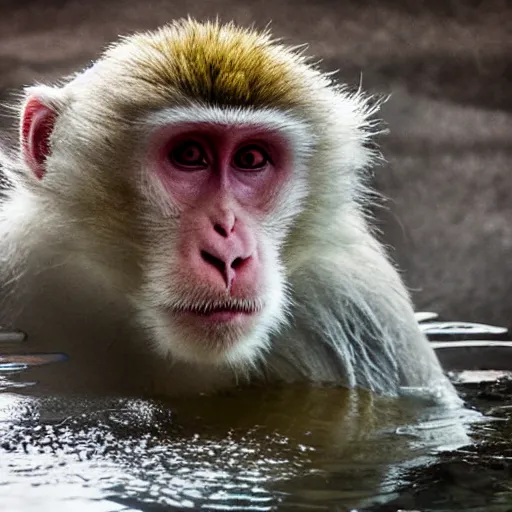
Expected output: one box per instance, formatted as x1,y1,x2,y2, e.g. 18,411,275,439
169,141,207,170
233,145,270,171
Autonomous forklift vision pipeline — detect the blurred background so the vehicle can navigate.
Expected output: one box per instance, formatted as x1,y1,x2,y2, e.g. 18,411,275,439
0,0,511,329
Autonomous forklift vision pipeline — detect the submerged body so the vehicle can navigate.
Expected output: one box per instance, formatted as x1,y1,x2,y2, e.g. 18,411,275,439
0,20,455,401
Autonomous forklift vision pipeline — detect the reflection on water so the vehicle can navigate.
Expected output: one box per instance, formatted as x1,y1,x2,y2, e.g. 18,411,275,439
0,353,67,392
0,391,475,512
0,359,484,512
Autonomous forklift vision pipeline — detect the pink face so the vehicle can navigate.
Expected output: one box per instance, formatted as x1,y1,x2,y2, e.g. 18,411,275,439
21,96,299,361
147,122,292,332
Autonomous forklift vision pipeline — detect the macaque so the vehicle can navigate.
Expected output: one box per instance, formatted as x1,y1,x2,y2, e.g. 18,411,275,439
0,20,456,401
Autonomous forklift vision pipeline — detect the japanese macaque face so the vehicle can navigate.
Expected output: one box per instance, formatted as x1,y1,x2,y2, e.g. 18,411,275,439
136,108,311,365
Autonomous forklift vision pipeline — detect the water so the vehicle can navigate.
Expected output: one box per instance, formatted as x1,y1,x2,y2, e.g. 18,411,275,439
1,320,512,511
0,385,478,512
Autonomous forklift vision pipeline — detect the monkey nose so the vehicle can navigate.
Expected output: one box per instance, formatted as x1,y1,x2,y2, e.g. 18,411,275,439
200,250,251,289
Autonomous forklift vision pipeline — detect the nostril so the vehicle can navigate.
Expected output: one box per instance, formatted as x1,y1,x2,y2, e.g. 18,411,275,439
214,224,228,237
201,250,226,274
231,257,244,269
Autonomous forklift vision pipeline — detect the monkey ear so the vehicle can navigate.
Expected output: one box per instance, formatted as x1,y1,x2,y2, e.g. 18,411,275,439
20,87,59,180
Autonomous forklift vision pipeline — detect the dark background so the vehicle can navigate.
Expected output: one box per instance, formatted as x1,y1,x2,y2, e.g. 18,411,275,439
1,0,511,329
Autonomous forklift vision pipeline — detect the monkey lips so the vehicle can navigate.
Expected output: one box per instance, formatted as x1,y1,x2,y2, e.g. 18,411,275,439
166,298,263,327
151,296,269,363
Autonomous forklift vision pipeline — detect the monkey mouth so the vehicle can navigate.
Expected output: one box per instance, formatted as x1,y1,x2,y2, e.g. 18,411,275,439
166,299,263,324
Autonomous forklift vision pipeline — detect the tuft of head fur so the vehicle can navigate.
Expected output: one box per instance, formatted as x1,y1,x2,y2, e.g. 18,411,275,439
116,19,307,108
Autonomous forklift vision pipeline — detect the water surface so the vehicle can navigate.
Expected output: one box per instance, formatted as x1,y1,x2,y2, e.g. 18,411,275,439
2,357,501,511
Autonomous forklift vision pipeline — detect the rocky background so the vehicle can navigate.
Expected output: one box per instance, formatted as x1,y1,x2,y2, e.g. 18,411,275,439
1,0,511,329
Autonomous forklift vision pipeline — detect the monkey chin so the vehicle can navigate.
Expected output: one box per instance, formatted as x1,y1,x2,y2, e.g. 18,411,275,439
138,299,285,368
